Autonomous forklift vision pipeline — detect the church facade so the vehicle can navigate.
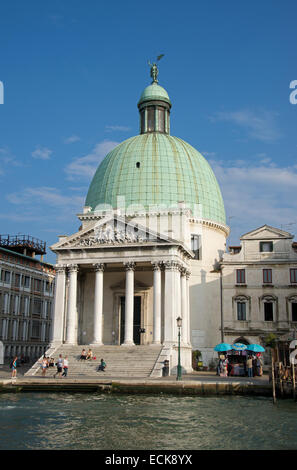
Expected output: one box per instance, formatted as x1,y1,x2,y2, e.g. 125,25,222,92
50,68,231,372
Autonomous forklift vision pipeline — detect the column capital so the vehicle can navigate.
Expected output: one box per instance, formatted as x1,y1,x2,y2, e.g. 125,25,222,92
151,261,162,271
124,261,136,271
93,263,105,272
67,264,79,273
55,264,66,274
164,260,181,271
186,269,191,280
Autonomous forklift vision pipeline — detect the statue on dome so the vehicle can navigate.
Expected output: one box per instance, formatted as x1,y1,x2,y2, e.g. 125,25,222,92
148,54,164,84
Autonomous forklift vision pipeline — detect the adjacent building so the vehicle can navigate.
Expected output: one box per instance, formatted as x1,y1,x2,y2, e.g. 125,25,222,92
221,225,297,349
0,235,55,361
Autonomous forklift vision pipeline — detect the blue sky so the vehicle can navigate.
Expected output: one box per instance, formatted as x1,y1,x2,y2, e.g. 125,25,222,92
0,0,297,264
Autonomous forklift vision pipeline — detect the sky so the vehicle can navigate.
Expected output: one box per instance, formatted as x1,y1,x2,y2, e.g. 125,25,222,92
0,0,297,264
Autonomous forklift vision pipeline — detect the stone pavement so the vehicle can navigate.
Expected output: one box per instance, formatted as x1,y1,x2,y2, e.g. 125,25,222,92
0,362,269,386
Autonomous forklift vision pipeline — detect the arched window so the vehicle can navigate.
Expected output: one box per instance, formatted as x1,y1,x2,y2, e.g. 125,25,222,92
233,295,249,321
261,295,277,322
234,337,250,345
287,296,297,322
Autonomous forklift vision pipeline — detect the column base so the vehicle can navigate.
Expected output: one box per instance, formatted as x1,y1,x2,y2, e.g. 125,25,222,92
90,342,103,347
121,341,135,346
151,341,161,345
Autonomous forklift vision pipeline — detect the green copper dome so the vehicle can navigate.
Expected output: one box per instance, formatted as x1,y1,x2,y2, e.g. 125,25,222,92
85,74,226,225
85,133,226,224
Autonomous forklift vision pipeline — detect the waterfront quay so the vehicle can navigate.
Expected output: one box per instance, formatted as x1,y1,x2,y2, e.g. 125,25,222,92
0,365,273,397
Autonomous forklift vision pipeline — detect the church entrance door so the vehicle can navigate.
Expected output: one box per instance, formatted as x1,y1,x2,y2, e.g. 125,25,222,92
120,296,141,345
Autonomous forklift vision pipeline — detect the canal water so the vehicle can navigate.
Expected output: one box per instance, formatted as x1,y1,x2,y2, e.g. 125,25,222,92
0,393,296,450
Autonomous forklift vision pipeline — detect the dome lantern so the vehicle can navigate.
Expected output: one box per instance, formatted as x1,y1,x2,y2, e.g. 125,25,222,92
137,60,171,135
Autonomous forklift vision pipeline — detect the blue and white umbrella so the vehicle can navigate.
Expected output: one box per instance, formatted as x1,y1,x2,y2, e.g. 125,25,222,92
232,343,248,351
214,343,233,352
246,344,265,353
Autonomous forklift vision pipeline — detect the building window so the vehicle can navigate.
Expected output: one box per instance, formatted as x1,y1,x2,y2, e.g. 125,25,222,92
33,299,42,316
23,276,30,288
264,302,273,321
1,270,11,283
147,107,155,132
237,302,246,321
236,269,246,284
292,303,297,322
191,235,201,260
31,320,40,339
263,269,272,284
260,241,273,252
290,268,297,284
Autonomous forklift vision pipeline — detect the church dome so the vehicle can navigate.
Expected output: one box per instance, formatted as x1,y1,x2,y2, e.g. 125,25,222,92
85,71,226,225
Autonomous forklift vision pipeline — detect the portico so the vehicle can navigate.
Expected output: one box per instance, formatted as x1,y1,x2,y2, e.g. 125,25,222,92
50,215,192,364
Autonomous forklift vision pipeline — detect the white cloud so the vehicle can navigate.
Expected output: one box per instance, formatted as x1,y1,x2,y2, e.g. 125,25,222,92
6,186,84,210
105,125,131,132
65,140,119,180
31,147,53,160
210,109,281,142
64,135,81,144
210,159,297,242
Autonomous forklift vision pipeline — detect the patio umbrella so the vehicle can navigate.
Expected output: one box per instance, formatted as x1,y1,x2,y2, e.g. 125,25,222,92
232,343,248,351
214,343,233,352
246,344,265,352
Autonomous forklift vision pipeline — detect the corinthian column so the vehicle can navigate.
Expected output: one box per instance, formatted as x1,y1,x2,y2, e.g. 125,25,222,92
152,262,162,344
51,265,66,346
164,261,180,344
181,267,188,344
65,264,78,344
122,262,135,346
186,269,191,345
92,263,105,345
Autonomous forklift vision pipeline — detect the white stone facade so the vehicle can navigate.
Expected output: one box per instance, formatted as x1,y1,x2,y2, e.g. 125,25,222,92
50,207,229,372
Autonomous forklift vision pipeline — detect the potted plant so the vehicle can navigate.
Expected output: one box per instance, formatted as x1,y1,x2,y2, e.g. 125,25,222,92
192,350,202,370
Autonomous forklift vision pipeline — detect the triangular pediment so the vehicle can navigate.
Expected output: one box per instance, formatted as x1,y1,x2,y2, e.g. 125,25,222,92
51,214,177,251
240,225,293,241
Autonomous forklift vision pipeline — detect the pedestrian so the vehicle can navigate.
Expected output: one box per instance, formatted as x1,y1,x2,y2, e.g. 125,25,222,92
62,356,69,377
247,356,253,378
98,358,106,372
11,356,18,379
54,354,63,378
41,355,48,377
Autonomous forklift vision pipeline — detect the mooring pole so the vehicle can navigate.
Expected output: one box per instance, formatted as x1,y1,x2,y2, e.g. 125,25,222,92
271,354,276,404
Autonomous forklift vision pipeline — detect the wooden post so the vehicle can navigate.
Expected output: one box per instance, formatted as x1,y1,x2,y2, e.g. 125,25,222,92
271,354,277,404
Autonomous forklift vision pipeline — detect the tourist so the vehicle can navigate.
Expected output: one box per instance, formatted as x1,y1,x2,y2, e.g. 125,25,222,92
49,357,55,367
98,358,106,372
41,355,48,377
86,349,93,360
247,356,253,377
54,354,63,378
80,349,87,360
11,356,18,379
62,356,69,377
222,357,228,377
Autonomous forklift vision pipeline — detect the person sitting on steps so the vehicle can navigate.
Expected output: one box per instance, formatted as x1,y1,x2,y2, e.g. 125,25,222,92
86,349,93,360
80,349,87,360
98,359,106,372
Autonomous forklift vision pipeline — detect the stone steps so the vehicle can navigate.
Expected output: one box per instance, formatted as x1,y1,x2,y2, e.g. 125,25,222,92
26,345,165,378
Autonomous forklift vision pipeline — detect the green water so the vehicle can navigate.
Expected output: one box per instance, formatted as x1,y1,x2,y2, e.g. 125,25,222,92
0,393,296,450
